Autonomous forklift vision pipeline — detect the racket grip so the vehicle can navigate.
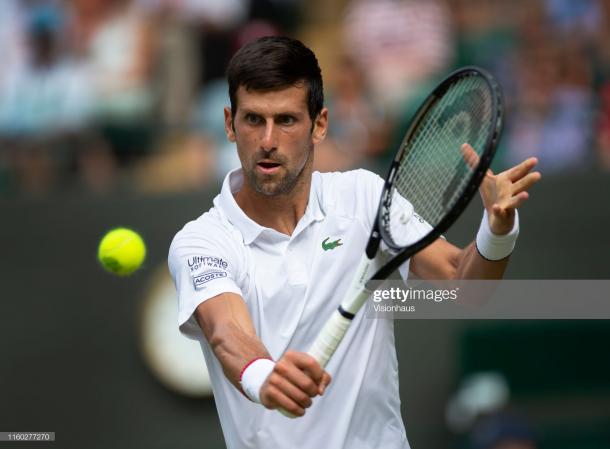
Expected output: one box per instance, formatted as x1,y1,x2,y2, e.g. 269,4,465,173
308,309,353,368
308,255,372,367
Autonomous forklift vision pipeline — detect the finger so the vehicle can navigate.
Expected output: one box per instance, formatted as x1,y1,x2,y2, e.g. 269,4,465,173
287,352,325,385
319,372,332,395
460,143,480,170
511,171,541,195
263,385,306,417
506,157,538,182
266,372,313,409
495,191,530,212
274,359,320,397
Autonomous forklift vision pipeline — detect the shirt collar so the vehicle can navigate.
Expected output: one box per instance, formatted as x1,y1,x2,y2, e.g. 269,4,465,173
215,168,325,245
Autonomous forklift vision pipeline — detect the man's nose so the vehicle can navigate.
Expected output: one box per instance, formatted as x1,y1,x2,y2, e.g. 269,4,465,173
260,120,278,150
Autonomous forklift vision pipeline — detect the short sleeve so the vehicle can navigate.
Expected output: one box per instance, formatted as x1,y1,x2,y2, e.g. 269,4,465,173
168,222,243,340
388,191,435,247
396,207,435,280
355,171,434,280
347,169,435,240
353,169,385,230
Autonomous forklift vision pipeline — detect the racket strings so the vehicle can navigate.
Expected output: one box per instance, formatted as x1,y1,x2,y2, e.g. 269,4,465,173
386,75,494,247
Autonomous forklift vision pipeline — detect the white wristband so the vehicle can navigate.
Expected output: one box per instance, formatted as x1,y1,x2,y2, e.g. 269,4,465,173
240,358,275,403
475,209,519,261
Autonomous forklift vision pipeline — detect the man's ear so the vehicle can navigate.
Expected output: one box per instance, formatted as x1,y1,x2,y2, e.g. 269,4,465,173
224,107,236,142
312,107,328,145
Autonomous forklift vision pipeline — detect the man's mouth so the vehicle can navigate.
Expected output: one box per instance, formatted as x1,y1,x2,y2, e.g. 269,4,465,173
256,161,281,174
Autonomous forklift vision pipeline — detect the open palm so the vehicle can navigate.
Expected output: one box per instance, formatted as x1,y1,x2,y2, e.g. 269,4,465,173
461,143,542,235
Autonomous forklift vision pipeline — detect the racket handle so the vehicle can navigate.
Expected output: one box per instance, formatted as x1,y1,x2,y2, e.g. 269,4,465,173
309,255,372,367
308,309,353,367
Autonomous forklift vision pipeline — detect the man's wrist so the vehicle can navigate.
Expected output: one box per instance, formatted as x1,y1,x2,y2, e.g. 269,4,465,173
475,209,519,261
239,357,275,403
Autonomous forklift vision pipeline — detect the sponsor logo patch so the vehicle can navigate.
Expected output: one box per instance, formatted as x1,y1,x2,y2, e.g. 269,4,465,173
187,256,228,273
193,271,227,290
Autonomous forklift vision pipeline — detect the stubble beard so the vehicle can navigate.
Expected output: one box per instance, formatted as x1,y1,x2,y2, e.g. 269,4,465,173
246,144,314,197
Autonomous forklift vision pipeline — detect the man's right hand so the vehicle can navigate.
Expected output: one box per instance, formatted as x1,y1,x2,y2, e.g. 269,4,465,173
259,350,332,417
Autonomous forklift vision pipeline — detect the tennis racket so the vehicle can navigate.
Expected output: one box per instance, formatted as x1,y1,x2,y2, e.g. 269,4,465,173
280,66,503,417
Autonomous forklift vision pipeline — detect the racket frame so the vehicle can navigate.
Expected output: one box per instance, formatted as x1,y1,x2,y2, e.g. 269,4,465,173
372,66,504,282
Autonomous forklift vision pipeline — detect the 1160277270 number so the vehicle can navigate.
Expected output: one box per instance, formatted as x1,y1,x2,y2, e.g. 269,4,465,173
0,432,54,441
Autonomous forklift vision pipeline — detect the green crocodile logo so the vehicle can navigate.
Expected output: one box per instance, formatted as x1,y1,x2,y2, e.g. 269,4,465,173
322,237,343,251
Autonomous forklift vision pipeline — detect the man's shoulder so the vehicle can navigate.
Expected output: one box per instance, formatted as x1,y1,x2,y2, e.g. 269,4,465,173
169,206,242,254
314,169,384,217
315,168,382,189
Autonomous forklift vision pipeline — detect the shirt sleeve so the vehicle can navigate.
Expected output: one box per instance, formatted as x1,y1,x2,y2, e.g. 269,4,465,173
355,169,434,247
168,223,243,340
354,169,435,280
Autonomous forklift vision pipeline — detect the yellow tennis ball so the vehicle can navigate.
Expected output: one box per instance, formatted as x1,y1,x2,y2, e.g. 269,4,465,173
98,228,146,276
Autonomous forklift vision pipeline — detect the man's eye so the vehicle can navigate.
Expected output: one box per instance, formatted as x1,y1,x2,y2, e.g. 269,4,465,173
245,114,260,125
278,115,295,126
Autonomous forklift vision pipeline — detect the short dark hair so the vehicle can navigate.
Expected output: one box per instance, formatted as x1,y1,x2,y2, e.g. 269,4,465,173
226,36,324,121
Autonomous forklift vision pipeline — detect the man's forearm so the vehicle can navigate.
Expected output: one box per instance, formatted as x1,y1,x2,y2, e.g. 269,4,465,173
206,321,272,390
194,293,272,391
454,241,509,280
454,206,520,280
194,294,330,413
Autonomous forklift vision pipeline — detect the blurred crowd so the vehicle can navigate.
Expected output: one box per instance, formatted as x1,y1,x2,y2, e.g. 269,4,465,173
1,0,609,196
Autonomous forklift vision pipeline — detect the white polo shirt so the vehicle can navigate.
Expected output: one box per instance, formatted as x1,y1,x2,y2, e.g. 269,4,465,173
168,168,432,449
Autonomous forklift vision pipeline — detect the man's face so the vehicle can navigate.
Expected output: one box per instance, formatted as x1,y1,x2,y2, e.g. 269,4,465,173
224,84,327,196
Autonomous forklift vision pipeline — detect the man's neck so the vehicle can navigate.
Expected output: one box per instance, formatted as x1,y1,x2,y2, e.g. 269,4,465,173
234,173,312,237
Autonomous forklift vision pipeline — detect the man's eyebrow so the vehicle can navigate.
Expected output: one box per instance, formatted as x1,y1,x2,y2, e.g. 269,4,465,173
239,108,305,118
274,111,303,118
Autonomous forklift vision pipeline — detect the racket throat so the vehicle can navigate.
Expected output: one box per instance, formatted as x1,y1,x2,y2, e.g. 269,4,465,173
365,226,382,260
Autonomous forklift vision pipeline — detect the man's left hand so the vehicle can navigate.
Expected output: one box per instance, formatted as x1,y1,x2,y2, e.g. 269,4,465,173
462,143,542,235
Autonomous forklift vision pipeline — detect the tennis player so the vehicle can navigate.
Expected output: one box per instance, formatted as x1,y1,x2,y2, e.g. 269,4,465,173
168,36,540,449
